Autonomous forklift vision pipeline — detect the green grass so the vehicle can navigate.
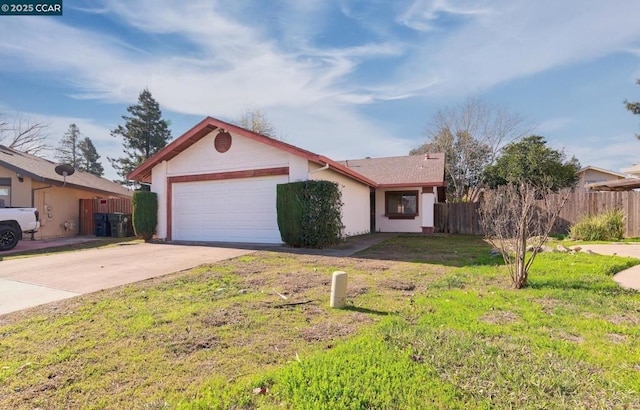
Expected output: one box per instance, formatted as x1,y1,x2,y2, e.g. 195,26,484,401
1,234,639,409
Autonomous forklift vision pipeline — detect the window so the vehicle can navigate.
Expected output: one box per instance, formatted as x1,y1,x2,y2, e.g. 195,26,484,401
385,190,418,219
0,177,10,207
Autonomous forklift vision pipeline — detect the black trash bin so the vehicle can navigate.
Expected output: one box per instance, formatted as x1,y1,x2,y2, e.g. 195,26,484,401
94,213,111,237
108,213,132,237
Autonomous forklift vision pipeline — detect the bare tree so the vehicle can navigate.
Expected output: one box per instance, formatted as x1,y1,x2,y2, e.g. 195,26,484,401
479,183,571,289
412,97,532,202
0,113,50,155
234,107,277,138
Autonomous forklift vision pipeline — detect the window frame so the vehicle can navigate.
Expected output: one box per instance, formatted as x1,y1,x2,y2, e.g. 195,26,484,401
384,190,419,219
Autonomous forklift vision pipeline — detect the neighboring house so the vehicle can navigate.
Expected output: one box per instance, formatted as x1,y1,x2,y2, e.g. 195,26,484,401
128,117,446,244
622,163,640,178
0,145,132,239
577,166,627,192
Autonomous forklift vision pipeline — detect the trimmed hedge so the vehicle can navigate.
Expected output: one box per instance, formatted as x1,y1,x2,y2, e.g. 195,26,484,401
277,180,343,248
132,191,158,242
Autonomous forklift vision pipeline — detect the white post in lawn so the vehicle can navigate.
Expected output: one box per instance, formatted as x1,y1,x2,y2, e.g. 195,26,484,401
330,271,348,308
421,188,436,234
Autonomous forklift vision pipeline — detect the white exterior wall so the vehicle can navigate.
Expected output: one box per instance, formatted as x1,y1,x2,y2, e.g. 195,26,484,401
421,192,435,232
375,187,423,233
151,130,314,241
167,131,292,175
151,160,168,239
309,165,371,237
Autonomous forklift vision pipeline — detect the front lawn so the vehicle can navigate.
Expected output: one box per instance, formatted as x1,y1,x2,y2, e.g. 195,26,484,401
1,235,639,409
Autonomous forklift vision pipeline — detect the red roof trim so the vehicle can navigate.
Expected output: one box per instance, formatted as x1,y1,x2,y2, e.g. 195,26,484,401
378,182,446,189
127,116,378,187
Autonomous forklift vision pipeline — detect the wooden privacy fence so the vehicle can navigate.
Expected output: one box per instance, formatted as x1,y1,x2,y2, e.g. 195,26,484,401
79,198,133,235
434,191,640,238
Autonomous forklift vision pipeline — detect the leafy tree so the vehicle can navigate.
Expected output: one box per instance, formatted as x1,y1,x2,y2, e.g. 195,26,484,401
109,88,172,185
484,135,580,191
625,79,640,139
55,123,82,166
411,128,491,202
0,113,49,155
411,98,530,202
78,137,104,177
234,107,277,138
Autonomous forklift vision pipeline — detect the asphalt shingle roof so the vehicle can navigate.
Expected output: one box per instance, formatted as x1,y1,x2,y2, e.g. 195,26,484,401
339,153,445,186
0,145,132,197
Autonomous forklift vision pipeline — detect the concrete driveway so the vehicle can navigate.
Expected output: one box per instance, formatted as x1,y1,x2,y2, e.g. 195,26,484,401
0,242,254,315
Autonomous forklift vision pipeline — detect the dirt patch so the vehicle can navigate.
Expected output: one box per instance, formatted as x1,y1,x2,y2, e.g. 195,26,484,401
380,278,416,291
550,330,584,343
534,297,563,315
203,305,247,328
300,313,371,342
168,335,220,356
479,310,520,325
607,333,628,344
606,314,639,326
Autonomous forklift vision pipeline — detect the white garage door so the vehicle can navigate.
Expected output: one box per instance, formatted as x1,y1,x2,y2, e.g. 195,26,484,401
172,175,287,243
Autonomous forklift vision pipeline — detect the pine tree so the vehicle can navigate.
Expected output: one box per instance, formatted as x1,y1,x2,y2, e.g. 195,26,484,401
78,137,104,177
108,88,172,184
55,123,82,167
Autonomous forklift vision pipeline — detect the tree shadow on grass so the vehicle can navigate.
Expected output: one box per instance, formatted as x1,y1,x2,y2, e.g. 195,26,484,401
343,305,390,316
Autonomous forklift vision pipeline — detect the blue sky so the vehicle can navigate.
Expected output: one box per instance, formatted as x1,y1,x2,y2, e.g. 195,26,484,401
1,0,640,181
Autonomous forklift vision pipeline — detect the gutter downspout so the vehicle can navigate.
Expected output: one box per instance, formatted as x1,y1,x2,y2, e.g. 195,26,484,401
31,184,52,240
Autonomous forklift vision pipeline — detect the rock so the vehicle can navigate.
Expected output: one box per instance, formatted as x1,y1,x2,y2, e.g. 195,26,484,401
540,245,555,253
557,244,571,253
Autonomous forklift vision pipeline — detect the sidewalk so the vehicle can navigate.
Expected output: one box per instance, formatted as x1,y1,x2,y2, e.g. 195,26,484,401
579,244,640,291
2,236,107,256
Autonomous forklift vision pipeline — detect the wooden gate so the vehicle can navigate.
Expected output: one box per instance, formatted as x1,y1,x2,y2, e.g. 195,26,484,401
79,198,133,235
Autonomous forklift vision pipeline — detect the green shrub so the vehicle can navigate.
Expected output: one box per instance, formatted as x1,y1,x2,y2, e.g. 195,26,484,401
132,191,158,242
569,209,624,241
276,180,343,248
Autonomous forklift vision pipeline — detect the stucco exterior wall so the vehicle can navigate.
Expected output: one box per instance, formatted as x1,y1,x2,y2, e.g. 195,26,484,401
309,165,371,237
375,187,424,233
151,130,310,240
0,166,31,207
579,169,625,191
167,131,292,176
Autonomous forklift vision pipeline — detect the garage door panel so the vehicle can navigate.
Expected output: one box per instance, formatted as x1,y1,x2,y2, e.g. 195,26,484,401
172,176,286,243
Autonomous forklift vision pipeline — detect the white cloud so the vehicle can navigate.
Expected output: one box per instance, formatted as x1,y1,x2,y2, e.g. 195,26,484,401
1,0,640,176
560,133,639,173
398,0,491,31
537,117,573,134
397,1,640,96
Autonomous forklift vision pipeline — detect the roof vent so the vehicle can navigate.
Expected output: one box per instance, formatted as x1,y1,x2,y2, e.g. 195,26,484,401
214,129,232,153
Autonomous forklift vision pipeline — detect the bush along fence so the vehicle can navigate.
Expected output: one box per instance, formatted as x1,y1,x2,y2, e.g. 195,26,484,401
276,180,343,248
434,191,640,238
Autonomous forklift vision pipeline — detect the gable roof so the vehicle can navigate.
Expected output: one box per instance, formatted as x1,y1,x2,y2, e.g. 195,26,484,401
0,145,132,197
127,116,377,187
339,153,446,187
128,116,447,188
577,166,626,179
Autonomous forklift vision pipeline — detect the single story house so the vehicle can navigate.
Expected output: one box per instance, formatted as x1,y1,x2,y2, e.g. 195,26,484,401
0,145,132,239
128,117,446,244
577,166,627,192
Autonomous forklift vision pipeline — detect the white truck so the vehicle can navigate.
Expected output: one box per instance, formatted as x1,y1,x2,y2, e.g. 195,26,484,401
0,207,40,251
